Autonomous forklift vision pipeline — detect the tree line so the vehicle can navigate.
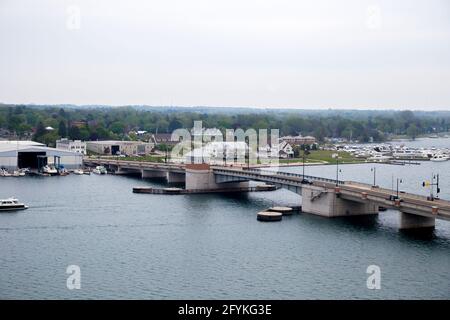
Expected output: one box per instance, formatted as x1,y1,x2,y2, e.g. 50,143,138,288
0,104,449,146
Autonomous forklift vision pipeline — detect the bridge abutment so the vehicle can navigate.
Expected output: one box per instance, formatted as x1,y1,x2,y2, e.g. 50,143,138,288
301,185,378,217
399,212,435,230
186,164,248,190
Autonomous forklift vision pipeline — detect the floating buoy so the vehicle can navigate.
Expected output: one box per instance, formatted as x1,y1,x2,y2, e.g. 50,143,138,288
268,206,293,215
257,211,282,222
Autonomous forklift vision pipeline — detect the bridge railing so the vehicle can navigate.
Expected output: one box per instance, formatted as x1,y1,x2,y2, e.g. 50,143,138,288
213,167,344,185
242,168,344,185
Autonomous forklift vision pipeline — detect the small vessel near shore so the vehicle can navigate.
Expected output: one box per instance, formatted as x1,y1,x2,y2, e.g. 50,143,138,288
0,198,29,211
430,154,449,162
93,166,107,174
42,165,58,175
0,168,12,177
73,169,85,175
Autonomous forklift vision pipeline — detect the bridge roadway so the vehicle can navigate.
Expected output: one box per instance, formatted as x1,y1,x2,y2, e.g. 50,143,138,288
83,158,450,222
213,167,450,222
83,158,185,173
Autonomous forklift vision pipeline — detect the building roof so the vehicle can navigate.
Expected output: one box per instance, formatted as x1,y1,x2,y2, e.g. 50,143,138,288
86,140,151,145
0,144,83,157
0,140,45,147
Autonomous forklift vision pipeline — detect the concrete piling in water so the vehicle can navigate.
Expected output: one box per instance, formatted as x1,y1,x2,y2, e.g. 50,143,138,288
257,211,283,222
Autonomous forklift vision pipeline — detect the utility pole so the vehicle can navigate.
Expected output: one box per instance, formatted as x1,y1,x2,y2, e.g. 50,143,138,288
396,178,403,199
302,150,306,181
423,173,440,201
371,166,376,186
332,153,341,186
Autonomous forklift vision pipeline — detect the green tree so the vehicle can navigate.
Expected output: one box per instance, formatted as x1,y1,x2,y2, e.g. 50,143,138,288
58,120,67,137
406,124,419,140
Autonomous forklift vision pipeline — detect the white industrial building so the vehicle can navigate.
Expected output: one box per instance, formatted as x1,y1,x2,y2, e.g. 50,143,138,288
56,138,87,155
86,140,154,156
0,141,83,170
184,141,250,164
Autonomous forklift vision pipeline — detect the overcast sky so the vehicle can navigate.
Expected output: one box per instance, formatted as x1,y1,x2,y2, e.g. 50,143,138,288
1,0,449,109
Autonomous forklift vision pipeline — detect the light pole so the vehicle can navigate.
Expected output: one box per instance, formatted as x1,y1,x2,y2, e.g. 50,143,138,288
332,153,341,186
396,178,403,199
300,147,311,182
371,166,376,186
423,173,440,201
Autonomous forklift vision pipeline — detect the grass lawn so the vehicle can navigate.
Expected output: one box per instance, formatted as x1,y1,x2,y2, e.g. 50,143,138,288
280,150,364,164
120,155,165,162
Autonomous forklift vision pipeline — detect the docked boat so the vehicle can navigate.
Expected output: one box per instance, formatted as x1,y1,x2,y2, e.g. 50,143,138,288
73,169,85,175
42,165,58,175
430,154,449,162
11,170,25,177
93,166,107,174
368,154,392,162
0,198,28,211
0,168,12,177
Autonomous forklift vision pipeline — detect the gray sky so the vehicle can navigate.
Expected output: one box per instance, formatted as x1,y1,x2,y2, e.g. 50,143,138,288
1,0,449,109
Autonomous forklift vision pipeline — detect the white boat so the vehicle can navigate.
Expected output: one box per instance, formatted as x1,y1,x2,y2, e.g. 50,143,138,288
73,169,84,175
42,165,58,175
430,154,449,162
93,166,107,174
368,154,392,162
0,198,28,211
0,169,12,177
11,170,25,177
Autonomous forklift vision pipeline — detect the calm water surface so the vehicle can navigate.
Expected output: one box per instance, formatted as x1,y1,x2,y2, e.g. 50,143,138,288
1,140,449,299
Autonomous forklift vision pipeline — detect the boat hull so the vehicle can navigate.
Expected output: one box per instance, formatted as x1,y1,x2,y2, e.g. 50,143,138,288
0,205,28,211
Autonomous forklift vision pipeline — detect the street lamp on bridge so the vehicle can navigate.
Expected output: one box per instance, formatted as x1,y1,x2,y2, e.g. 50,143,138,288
371,166,377,187
332,153,342,186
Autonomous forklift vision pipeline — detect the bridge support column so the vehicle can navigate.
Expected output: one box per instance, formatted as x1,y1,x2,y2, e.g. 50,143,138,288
301,185,378,217
399,212,435,230
166,171,185,183
185,164,248,190
114,166,126,175
141,169,166,179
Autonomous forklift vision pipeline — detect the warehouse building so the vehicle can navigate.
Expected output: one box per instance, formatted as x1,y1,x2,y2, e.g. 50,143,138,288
0,141,83,171
86,140,154,156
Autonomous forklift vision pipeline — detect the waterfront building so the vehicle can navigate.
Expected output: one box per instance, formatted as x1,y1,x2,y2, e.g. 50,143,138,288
56,138,87,155
151,133,181,146
184,141,249,164
0,141,82,170
280,135,316,146
86,140,154,156
258,141,294,158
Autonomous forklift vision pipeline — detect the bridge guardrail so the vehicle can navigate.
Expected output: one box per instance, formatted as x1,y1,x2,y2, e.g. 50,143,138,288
213,167,344,185
240,168,344,185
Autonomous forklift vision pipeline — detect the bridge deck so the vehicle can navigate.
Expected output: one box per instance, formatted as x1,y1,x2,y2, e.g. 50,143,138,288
213,167,450,221
82,159,450,220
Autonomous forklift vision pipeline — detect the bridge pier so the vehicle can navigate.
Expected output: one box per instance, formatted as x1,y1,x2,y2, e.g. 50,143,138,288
141,169,166,179
186,164,248,190
166,171,185,183
301,185,378,217
113,166,128,175
399,212,435,230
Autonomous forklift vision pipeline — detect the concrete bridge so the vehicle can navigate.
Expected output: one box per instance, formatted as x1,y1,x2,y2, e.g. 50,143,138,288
83,158,450,230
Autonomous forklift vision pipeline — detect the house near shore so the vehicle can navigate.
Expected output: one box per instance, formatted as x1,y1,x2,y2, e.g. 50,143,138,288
280,135,316,146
